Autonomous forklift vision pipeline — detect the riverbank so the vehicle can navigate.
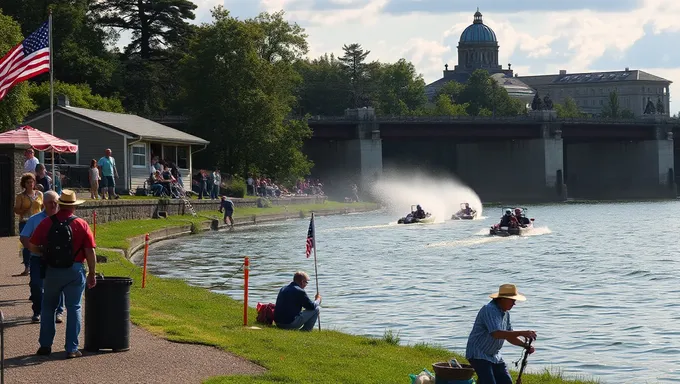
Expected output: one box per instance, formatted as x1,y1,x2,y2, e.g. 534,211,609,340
94,203,598,384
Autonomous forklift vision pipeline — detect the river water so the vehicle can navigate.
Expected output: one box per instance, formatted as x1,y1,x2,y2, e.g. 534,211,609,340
140,202,680,384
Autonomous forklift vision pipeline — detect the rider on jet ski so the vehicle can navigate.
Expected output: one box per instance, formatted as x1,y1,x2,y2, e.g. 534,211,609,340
499,209,514,227
514,208,531,227
414,205,427,219
462,203,473,215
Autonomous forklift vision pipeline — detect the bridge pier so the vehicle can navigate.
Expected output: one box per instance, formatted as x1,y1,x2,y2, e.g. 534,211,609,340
455,137,566,202
565,137,676,199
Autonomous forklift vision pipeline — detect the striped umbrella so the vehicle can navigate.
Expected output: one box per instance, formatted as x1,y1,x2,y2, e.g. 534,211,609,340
0,125,78,152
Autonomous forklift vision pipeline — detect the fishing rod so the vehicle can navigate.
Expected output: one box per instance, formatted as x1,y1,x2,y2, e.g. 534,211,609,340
515,337,533,384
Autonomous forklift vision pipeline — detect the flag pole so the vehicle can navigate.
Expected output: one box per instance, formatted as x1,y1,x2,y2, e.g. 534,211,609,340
48,10,55,183
311,212,321,331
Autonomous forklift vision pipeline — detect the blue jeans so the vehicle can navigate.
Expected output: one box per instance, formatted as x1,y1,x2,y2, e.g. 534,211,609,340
19,222,30,268
276,307,320,331
29,257,64,316
468,359,512,384
211,184,219,199
40,263,86,353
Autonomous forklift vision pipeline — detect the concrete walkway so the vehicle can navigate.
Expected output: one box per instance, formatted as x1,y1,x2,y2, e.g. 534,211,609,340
0,236,265,383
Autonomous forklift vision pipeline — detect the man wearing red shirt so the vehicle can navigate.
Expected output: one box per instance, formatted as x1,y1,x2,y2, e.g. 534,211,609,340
29,189,97,358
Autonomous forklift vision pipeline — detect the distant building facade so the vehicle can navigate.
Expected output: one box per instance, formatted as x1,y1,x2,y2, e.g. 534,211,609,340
424,9,535,104
518,69,671,116
425,9,672,116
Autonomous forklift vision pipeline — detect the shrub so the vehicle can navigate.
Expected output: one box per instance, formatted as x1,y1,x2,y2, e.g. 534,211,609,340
223,176,246,198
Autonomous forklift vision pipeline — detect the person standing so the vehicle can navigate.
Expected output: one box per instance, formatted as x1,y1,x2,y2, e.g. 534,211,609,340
465,284,536,384
24,148,39,174
98,148,119,200
14,173,43,276
274,271,321,331
218,195,235,229
29,190,97,358
89,159,100,199
211,168,221,200
19,191,64,323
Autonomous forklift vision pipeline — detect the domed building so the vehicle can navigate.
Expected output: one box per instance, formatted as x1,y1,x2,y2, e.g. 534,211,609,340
424,9,535,104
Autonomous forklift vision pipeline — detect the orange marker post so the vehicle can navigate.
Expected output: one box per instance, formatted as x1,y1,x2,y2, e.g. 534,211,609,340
93,210,97,240
243,257,249,326
141,233,150,288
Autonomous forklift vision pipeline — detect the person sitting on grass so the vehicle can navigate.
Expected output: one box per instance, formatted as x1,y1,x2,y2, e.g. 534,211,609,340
218,195,234,229
274,271,321,331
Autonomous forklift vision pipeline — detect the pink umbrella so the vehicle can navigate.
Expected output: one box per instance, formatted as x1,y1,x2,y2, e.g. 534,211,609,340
0,125,78,152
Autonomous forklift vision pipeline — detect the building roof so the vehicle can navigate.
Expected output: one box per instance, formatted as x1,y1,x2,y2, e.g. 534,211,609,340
490,74,536,99
518,70,672,86
27,106,209,145
460,9,497,43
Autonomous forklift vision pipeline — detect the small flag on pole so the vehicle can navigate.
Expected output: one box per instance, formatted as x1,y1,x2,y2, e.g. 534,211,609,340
305,215,315,258
0,21,50,101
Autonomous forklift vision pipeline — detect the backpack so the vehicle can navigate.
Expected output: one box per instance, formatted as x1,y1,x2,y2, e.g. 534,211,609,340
256,302,276,325
43,215,80,268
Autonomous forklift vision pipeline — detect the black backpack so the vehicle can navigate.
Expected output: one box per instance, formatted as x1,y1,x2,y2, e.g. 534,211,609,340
43,215,80,268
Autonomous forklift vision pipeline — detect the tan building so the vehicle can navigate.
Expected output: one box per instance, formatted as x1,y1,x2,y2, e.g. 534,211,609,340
518,69,671,117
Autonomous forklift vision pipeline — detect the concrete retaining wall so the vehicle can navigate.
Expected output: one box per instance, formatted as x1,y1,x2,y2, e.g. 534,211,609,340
76,196,328,224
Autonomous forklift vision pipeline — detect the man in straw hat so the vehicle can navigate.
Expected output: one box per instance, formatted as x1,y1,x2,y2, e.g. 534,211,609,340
465,284,536,384
29,189,97,359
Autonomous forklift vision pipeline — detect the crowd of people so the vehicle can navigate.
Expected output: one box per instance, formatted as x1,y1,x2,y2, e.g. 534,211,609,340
246,175,326,198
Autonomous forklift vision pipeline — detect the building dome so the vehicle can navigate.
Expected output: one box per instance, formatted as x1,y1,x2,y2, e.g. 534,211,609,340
459,9,497,43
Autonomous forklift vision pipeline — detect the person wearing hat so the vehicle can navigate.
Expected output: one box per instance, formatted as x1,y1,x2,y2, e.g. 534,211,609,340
29,189,97,359
465,284,537,384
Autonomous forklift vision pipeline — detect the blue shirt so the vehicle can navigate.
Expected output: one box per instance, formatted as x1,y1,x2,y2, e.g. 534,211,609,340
98,156,116,177
19,211,48,257
466,300,513,363
220,199,234,212
274,282,318,325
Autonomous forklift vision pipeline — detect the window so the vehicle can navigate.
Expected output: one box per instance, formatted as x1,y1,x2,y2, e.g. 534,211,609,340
600,99,604,105
177,146,188,169
132,144,146,167
600,88,603,94
591,100,595,106
44,139,78,165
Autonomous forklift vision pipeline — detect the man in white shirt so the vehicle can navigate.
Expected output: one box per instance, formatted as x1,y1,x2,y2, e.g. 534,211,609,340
24,149,39,174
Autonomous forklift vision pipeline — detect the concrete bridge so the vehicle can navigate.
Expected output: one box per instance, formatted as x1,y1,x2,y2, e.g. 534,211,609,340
302,108,680,202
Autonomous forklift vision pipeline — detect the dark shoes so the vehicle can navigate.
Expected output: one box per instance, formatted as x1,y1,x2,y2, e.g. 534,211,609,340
36,347,51,356
66,350,82,359
31,314,40,323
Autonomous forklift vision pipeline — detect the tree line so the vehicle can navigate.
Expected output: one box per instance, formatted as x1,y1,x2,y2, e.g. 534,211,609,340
0,2,650,180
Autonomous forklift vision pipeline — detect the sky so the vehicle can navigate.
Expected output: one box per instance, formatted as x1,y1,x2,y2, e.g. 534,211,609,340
187,0,680,115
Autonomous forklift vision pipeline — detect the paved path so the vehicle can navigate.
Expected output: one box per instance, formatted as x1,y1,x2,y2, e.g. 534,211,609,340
0,236,265,383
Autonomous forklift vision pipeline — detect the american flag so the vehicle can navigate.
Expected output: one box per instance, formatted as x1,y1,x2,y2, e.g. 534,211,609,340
305,214,315,258
0,21,50,101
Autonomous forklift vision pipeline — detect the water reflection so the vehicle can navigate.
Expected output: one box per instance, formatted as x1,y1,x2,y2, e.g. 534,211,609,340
140,202,680,383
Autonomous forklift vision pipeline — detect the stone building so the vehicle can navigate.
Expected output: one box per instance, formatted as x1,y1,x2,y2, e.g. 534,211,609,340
518,69,671,116
425,9,672,116
424,9,535,104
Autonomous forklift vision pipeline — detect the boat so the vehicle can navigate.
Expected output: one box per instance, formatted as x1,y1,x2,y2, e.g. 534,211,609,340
489,207,534,236
452,203,477,220
397,205,436,224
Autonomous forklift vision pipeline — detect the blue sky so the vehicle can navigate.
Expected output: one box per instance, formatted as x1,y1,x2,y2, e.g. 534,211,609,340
190,0,680,114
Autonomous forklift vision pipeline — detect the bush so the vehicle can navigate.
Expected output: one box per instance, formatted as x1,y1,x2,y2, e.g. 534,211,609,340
223,176,246,198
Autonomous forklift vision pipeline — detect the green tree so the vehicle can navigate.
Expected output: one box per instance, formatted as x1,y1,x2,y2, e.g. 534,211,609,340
91,0,196,59
0,11,36,130
294,54,351,116
457,70,524,116
247,10,308,63
339,43,371,107
181,7,311,180
621,109,635,118
601,91,621,118
27,81,124,112
554,97,585,118
435,81,465,103
429,94,468,116
370,59,427,115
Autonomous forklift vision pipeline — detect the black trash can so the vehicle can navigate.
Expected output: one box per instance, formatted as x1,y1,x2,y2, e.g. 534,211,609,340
84,276,133,352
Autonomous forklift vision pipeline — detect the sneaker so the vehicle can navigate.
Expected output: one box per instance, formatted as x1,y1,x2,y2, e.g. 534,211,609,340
36,347,51,356
55,313,64,324
31,314,40,323
66,350,82,359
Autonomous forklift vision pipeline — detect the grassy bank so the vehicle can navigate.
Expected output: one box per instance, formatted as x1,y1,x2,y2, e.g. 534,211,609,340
94,202,598,384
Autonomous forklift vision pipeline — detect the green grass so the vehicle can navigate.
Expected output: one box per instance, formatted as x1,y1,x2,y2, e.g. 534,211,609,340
95,201,378,250
93,200,599,384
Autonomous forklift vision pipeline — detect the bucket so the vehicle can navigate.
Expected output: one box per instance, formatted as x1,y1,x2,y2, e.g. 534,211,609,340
432,362,476,381
84,276,133,352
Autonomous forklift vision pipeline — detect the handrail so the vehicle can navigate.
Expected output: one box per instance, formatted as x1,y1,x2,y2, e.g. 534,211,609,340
1,309,4,384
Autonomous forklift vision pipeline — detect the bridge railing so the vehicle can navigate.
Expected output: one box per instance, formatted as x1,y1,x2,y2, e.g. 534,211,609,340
303,114,680,125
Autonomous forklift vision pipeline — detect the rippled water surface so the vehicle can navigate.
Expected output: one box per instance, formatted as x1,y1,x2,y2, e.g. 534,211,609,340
141,202,680,383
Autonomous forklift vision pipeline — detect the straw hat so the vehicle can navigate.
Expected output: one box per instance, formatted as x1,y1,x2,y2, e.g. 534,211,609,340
58,189,85,206
489,284,526,301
